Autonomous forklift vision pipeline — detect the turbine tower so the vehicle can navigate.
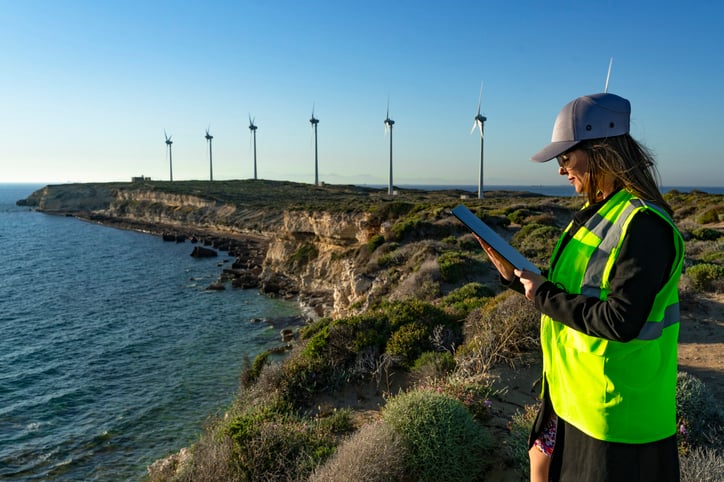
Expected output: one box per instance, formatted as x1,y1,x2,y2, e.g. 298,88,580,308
471,83,487,199
205,127,214,181
384,102,395,196
164,129,173,182
248,115,258,180
310,105,320,185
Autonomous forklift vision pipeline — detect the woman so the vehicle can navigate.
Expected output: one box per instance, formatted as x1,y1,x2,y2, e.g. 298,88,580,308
479,93,684,481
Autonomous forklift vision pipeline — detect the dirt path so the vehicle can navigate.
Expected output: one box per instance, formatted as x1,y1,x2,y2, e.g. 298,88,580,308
678,292,724,401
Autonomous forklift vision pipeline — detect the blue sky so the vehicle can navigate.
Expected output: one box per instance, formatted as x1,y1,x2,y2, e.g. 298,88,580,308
1,1,722,187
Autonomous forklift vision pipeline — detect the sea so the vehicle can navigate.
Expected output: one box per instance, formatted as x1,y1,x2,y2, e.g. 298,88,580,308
1,182,721,481
0,184,302,481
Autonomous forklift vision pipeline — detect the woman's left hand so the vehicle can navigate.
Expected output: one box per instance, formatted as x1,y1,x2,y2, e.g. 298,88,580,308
514,269,547,301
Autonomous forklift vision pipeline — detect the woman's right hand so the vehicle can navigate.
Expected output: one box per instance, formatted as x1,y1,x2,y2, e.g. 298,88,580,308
473,233,516,281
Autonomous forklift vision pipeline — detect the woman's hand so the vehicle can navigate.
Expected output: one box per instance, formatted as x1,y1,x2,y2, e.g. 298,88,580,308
474,234,515,281
515,269,546,301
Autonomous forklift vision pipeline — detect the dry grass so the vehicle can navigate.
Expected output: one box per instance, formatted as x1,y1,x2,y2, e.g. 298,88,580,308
455,290,540,378
308,421,408,482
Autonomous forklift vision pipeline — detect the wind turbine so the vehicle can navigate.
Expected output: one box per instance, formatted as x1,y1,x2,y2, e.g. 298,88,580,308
248,115,258,180
164,129,173,182
205,127,214,181
384,101,395,196
471,83,487,199
310,105,320,185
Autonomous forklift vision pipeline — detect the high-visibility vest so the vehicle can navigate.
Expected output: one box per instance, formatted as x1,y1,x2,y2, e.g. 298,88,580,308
541,189,684,443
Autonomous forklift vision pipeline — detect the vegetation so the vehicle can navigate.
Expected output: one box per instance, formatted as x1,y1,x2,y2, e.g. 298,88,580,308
381,389,495,481
60,180,718,482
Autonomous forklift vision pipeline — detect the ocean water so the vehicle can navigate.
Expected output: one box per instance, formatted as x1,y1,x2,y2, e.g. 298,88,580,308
0,184,301,481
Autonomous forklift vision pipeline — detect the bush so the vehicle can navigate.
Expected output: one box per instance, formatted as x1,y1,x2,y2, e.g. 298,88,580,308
457,291,539,375
440,282,495,315
512,223,560,260
411,351,456,381
679,446,724,482
386,322,433,368
289,242,319,268
690,227,721,241
309,421,409,482
382,389,494,481
415,377,496,422
227,411,336,481
240,351,270,388
685,263,724,292
508,208,531,224
676,372,723,450
367,233,385,252
438,250,467,283
696,207,720,224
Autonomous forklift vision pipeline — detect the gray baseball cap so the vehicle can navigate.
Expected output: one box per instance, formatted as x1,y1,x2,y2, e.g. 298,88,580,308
531,93,631,162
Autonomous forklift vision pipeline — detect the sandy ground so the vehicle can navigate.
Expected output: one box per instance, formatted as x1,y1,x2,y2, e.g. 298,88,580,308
677,292,724,402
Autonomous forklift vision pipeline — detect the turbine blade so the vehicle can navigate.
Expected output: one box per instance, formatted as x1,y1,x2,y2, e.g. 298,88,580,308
604,57,613,93
476,81,483,115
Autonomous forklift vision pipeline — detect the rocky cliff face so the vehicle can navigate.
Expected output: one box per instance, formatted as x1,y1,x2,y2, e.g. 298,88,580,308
21,183,383,318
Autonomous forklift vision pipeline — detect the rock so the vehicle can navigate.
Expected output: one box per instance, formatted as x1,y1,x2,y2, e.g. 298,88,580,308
191,246,218,258
206,281,225,291
280,328,294,342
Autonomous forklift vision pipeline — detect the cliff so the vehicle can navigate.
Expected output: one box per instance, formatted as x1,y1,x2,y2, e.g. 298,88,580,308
19,180,463,319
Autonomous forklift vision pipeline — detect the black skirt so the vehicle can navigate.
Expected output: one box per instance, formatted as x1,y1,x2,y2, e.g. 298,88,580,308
529,393,680,482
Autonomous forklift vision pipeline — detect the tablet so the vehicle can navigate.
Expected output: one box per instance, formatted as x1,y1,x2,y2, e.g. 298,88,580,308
451,205,541,274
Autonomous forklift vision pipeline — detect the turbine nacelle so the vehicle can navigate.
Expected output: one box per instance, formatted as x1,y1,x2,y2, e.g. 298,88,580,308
471,82,487,137
205,128,213,141
248,115,258,131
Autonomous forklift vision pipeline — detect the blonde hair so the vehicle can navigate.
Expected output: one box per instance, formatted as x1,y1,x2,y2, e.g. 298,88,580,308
579,134,673,215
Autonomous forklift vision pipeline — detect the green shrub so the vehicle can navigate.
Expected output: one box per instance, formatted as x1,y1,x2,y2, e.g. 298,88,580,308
685,263,724,292
676,372,723,450
227,411,336,481
382,389,494,481
528,212,557,226
690,227,721,241
412,351,456,377
508,208,531,224
240,351,271,387
696,207,721,224
367,233,386,252
441,282,494,314
512,223,560,260
438,250,468,283
289,242,319,268
370,201,416,221
315,408,354,434
278,353,335,407
377,249,405,267
299,317,333,340
386,322,432,367
415,377,496,422
700,250,724,265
